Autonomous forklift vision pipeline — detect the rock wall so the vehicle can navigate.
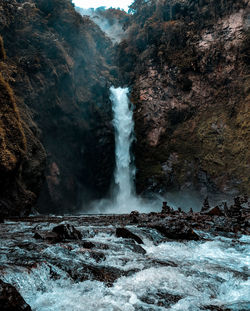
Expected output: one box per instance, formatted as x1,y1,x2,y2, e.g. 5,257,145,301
0,0,115,215
0,35,46,217
117,0,250,197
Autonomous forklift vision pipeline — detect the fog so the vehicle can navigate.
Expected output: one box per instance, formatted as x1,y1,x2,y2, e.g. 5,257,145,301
76,7,126,43
72,0,133,11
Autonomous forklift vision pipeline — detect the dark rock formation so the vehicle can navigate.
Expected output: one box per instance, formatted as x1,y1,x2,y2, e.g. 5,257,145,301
151,223,200,241
141,291,182,309
0,279,32,311
161,201,172,214
34,223,82,242
33,231,58,241
201,197,210,212
0,64,46,217
117,0,250,197
116,227,144,244
205,206,224,216
0,0,116,215
52,223,82,240
127,242,146,255
75,264,132,286
81,241,95,249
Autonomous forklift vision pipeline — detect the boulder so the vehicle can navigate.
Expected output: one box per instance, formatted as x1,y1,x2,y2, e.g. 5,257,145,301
33,231,58,241
74,265,131,287
52,224,82,241
151,223,200,241
81,241,95,249
34,224,82,242
205,206,224,216
116,227,144,244
130,243,147,255
0,279,32,311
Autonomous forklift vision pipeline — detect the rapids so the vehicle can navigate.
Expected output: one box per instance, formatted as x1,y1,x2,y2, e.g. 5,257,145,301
0,217,249,311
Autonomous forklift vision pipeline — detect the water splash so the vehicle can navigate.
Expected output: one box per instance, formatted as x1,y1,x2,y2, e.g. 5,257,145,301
1,220,250,311
87,87,161,214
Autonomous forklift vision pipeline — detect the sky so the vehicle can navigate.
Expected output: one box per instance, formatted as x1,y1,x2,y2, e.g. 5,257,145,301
72,0,133,11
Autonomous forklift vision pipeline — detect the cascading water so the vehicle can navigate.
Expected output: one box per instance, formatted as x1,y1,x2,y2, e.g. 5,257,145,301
110,87,136,211
88,86,160,214
0,218,249,311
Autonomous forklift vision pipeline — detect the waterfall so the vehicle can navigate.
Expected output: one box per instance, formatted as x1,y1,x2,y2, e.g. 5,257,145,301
110,87,136,210
88,86,160,214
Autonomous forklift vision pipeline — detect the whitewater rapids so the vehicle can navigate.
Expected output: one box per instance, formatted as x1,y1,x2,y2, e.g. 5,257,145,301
0,218,249,311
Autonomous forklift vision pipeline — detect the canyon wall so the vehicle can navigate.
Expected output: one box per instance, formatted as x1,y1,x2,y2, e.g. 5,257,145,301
117,0,250,198
0,0,115,215
1,0,250,216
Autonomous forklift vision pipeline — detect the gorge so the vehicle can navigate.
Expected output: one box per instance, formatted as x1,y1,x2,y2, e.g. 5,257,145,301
0,0,250,310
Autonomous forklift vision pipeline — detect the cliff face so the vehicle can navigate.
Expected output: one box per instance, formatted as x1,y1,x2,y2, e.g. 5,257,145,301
0,0,115,215
117,0,250,197
0,35,46,217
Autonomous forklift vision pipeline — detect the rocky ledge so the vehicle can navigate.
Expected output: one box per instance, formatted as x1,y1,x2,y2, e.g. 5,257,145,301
5,195,250,237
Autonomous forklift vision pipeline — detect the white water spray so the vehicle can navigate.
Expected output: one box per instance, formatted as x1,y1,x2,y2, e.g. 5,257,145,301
88,86,161,214
110,87,136,211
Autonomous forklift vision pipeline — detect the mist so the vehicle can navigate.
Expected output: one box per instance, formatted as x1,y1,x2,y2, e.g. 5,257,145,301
76,7,127,43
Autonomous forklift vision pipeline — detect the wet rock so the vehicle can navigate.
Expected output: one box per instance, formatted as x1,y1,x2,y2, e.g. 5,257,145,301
141,290,182,308
223,202,231,217
202,305,231,311
161,201,172,214
150,259,178,268
132,244,147,255
130,210,139,217
116,227,144,244
75,265,132,286
52,224,82,241
229,197,243,219
189,208,194,214
205,206,224,216
151,223,200,241
33,231,58,241
130,210,140,223
201,197,210,212
87,251,106,263
125,240,147,255
0,279,32,311
81,241,95,249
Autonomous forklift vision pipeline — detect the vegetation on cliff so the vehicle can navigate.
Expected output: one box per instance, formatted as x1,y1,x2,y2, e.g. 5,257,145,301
0,72,26,172
0,0,116,215
117,0,250,196
0,34,46,216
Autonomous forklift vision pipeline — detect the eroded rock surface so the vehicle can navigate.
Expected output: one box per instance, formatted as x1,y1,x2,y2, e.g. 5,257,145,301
117,0,250,197
0,0,116,215
0,279,32,311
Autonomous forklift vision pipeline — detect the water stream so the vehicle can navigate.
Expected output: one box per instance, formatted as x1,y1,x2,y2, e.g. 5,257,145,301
89,87,160,214
1,88,249,310
0,218,249,311
111,87,136,211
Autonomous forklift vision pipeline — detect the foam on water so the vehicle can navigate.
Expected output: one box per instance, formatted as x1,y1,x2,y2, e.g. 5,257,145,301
1,221,249,311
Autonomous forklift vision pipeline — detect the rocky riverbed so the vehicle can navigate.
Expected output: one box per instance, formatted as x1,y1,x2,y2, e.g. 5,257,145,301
0,197,249,311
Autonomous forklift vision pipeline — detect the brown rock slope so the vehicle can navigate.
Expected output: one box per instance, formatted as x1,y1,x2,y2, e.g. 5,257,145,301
0,0,116,214
117,0,250,197
0,36,46,217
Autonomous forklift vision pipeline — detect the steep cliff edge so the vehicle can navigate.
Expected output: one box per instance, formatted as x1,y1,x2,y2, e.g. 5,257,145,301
0,36,46,217
0,0,115,214
118,0,250,197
